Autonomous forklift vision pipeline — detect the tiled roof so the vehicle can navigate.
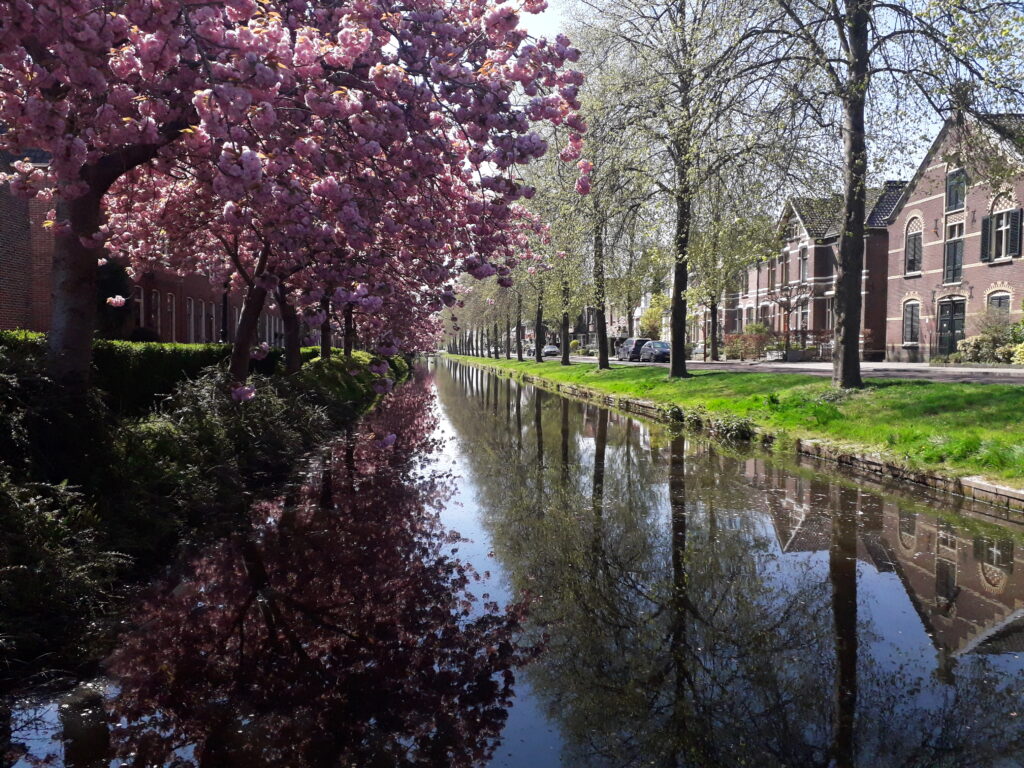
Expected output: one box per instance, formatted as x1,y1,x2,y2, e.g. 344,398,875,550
791,195,844,238
798,181,907,239
866,180,907,227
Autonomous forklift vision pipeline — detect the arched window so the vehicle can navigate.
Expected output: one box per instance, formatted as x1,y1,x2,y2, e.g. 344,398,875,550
197,300,206,343
905,218,923,273
902,300,920,344
981,195,1021,262
988,291,1011,314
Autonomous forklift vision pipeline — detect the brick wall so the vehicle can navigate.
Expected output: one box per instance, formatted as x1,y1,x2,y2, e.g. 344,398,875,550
886,127,1024,361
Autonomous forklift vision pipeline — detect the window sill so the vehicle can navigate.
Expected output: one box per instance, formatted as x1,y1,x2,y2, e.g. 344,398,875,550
941,281,963,287
989,257,1013,265
902,342,920,348
903,271,922,278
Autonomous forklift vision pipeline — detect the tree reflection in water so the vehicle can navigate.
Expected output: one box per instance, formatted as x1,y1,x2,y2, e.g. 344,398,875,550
98,368,534,768
437,360,1024,768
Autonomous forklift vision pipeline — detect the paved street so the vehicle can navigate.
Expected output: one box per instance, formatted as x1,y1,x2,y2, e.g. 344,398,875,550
562,355,1024,384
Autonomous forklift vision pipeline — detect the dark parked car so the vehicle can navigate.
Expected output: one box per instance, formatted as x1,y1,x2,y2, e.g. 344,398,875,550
542,344,561,357
639,340,670,362
616,337,651,361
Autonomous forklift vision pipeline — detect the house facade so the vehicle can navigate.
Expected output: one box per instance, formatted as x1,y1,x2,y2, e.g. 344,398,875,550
729,183,905,360
1,153,285,346
885,115,1024,361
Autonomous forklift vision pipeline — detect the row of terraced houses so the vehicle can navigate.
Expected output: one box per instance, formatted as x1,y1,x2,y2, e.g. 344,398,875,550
716,113,1024,361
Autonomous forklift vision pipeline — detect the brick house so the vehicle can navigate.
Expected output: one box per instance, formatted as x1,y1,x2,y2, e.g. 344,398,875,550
1,152,285,345
885,114,1024,361
729,182,905,360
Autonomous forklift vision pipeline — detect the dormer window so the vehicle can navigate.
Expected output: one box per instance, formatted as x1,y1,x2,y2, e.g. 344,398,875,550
945,169,967,212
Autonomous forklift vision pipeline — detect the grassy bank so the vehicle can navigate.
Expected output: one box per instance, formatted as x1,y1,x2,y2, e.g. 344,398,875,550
449,355,1024,487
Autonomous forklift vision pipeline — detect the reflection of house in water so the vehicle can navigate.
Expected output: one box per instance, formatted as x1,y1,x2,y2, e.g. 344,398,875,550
747,456,1024,660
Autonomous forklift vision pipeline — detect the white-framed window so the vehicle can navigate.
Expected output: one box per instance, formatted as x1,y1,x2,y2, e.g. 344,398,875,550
905,218,923,273
132,286,144,329
185,298,195,343
197,300,206,343
166,293,176,342
149,289,160,336
944,221,964,283
798,247,808,283
946,169,967,212
902,301,920,344
988,291,1011,314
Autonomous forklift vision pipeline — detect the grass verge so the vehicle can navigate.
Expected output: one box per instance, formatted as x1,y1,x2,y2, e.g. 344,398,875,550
449,355,1024,487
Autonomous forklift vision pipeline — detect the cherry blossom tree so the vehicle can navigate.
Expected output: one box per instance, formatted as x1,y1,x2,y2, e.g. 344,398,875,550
1,0,584,393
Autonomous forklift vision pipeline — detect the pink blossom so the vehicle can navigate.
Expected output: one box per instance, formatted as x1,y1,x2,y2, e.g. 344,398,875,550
106,295,127,307
231,385,256,402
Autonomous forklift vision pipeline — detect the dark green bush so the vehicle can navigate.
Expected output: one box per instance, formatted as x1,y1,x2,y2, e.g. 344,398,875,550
93,340,234,413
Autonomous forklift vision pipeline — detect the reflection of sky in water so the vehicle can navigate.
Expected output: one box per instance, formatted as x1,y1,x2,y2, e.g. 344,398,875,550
434,361,1024,767
9,361,1024,767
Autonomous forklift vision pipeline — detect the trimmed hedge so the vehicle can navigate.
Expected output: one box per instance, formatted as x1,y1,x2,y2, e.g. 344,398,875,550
0,331,325,414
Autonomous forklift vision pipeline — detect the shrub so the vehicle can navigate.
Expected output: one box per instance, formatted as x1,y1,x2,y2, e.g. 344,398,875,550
569,339,581,352
0,471,128,664
93,340,234,413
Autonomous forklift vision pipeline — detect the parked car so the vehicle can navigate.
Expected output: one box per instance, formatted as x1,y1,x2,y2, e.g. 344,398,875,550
542,344,561,357
639,340,670,362
617,337,651,361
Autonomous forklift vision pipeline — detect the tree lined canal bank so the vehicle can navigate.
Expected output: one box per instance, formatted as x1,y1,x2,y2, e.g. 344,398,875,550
8,360,1024,766
447,354,1024,508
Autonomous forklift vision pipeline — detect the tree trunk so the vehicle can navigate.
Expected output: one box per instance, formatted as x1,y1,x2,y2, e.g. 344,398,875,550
229,283,268,383
710,301,720,361
516,293,524,362
561,277,571,366
493,321,500,359
276,286,302,375
626,297,635,338
670,147,693,378
535,289,544,363
830,493,859,767
319,296,332,359
593,223,610,370
343,303,355,358
48,189,104,395
506,313,512,359
834,3,870,389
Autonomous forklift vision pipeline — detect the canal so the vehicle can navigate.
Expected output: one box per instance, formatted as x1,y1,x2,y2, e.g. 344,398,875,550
8,359,1024,766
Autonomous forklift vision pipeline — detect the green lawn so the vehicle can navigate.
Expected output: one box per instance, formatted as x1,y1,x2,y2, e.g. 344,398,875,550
449,355,1024,486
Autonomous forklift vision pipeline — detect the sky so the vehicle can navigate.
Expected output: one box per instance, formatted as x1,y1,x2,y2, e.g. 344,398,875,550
521,0,569,42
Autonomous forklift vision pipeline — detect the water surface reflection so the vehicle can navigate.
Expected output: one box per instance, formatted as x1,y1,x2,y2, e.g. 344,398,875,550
439,360,1024,767
8,361,1024,767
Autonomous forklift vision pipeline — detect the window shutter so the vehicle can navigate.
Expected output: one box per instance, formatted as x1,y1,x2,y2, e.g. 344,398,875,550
980,215,991,262
1009,209,1022,258
944,242,954,282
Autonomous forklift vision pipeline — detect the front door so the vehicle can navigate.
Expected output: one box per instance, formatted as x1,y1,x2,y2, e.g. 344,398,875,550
938,299,965,355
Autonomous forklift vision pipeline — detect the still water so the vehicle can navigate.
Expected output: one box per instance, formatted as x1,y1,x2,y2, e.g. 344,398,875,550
8,359,1024,766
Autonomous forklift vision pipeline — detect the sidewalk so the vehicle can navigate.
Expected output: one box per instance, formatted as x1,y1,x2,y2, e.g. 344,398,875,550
568,355,1024,384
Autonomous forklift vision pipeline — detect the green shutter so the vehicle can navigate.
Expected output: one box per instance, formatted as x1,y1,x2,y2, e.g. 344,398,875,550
1009,209,1022,258
980,216,991,262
